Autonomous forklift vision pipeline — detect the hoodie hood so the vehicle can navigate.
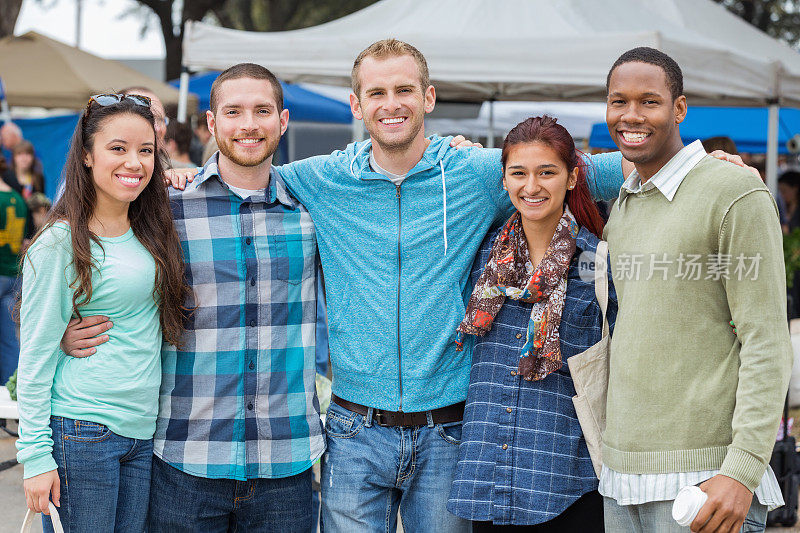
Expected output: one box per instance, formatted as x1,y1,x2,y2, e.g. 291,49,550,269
347,135,454,254
346,135,455,178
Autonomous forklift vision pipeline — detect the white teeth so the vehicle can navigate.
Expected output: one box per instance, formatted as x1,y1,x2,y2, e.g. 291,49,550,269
236,138,261,144
523,197,546,204
622,132,649,143
118,176,140,184
381,117,405,124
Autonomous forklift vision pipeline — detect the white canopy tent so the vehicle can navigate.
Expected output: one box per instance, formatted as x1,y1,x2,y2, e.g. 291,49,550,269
180,0,800,189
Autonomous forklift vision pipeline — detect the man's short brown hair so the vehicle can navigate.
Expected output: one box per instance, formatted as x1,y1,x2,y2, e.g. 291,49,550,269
210,63,284,113
351,39,430,97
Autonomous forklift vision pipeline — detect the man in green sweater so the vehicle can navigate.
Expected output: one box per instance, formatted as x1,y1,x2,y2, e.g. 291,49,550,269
599,47,793,533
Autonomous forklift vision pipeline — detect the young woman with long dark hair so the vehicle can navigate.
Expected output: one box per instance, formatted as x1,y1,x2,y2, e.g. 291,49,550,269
12,140,45,199
448,116,617,531
15,95,191,532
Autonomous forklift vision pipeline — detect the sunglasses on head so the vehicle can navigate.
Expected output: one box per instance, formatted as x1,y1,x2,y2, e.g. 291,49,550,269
86,93,152,114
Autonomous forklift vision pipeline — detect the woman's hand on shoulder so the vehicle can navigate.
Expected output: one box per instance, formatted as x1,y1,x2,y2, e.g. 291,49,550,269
23,468,60,514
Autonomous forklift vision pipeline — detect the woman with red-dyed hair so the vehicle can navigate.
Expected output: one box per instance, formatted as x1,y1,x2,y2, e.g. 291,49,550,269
447,116,616,531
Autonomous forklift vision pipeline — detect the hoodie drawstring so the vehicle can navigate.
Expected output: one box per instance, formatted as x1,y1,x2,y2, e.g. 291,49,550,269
440,161,448,255
349,139,371,175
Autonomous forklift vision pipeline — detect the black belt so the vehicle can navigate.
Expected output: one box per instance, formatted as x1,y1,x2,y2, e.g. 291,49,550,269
331,394,465,427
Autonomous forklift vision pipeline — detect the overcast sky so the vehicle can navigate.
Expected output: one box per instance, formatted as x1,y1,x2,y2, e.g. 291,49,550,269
15,0,165,58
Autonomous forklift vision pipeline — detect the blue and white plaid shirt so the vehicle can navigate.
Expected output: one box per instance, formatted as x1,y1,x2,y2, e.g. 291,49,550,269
448,225,617,525
153,155,325,480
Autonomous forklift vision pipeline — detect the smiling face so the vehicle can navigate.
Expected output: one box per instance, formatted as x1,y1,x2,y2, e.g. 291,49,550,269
83,113,155,211
208,77,289,168
350,54,435,153
13,150,33,173
503,142,577,227
606,61,687,180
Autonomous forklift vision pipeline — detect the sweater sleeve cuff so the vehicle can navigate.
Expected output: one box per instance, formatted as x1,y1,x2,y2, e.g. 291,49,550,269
719,447,766,492
21,454,58,480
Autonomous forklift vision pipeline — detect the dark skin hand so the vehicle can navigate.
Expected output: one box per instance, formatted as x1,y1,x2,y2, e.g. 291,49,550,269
691,475,753,533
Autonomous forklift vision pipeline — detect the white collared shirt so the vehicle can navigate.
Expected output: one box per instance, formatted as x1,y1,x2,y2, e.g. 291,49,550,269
618,139,708,205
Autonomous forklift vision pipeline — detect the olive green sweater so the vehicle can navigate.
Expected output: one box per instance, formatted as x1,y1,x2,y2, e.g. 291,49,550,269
602,156,792,491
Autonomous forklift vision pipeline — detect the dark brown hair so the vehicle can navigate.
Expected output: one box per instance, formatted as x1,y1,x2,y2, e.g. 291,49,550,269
12,140,45,194
26,97,192,346
702,136,738,155
165,120,193,156
502,115,605,238
210,63,284,113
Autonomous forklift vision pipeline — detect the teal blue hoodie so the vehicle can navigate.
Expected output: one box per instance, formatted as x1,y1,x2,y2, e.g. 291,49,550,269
278,136,622,411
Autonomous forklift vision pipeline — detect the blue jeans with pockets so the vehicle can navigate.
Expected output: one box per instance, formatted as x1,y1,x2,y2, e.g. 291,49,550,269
321,400,470,532
147,456,313,532
43,416,153,533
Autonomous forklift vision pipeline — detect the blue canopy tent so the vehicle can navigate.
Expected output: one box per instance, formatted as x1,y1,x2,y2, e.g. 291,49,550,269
589,107,800,154
2,114,80,197
168,71,352,122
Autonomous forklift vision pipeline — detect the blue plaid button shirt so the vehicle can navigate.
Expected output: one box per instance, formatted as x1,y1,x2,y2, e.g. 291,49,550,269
153,155,325,480
448,225,617,525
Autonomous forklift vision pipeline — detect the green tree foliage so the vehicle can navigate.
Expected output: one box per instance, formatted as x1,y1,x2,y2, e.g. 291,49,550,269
713,0,800,47
210,0,378,33
131,0,377,80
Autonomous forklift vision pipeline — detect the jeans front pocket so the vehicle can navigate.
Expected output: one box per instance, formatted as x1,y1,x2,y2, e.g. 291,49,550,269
437,421,463,445
63,418,113,442
324,403,365,439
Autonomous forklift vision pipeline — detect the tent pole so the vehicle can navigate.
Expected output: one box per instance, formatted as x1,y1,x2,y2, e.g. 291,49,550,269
0,77,10,123
486,100,495,149
178,66,191,123
767,101,779,193
289,127,296,162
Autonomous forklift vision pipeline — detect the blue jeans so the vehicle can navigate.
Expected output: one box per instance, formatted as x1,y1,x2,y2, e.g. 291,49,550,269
148,456,313,532
0,274,19,384
603,494,768,532
321,401,470,533
43,416,153,533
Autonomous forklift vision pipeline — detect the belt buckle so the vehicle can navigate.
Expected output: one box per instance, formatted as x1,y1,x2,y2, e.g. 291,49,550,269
373,410,390,427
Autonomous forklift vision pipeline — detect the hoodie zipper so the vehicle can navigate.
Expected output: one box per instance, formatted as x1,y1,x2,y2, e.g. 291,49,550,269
396,183,404,411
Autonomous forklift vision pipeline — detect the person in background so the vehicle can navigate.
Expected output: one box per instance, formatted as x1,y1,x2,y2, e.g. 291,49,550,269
120,87,167,143
11,140,45,199
26,192,51,234
778,170,800,233
163,121,195,168
190,113,212,166
0,164,30,386
701,136,738,156
0,122,23,163
449,115,616,531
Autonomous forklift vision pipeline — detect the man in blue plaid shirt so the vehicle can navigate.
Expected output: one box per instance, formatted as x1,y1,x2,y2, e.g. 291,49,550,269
63,64,324,531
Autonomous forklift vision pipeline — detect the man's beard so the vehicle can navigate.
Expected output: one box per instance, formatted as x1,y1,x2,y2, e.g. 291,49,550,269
216,132,280,167
368,117,423,154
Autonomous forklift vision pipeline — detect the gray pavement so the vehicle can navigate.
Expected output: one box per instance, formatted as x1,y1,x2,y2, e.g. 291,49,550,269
0,421,41,533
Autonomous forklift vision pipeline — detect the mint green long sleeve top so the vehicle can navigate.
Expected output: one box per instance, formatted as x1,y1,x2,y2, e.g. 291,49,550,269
16,223,162,479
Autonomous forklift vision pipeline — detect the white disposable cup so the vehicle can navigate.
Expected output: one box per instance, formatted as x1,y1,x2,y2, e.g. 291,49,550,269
672,485,709,527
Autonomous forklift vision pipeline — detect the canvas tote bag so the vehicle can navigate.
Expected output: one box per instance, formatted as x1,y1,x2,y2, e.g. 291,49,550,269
567,240,610,478
20,502,64,533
